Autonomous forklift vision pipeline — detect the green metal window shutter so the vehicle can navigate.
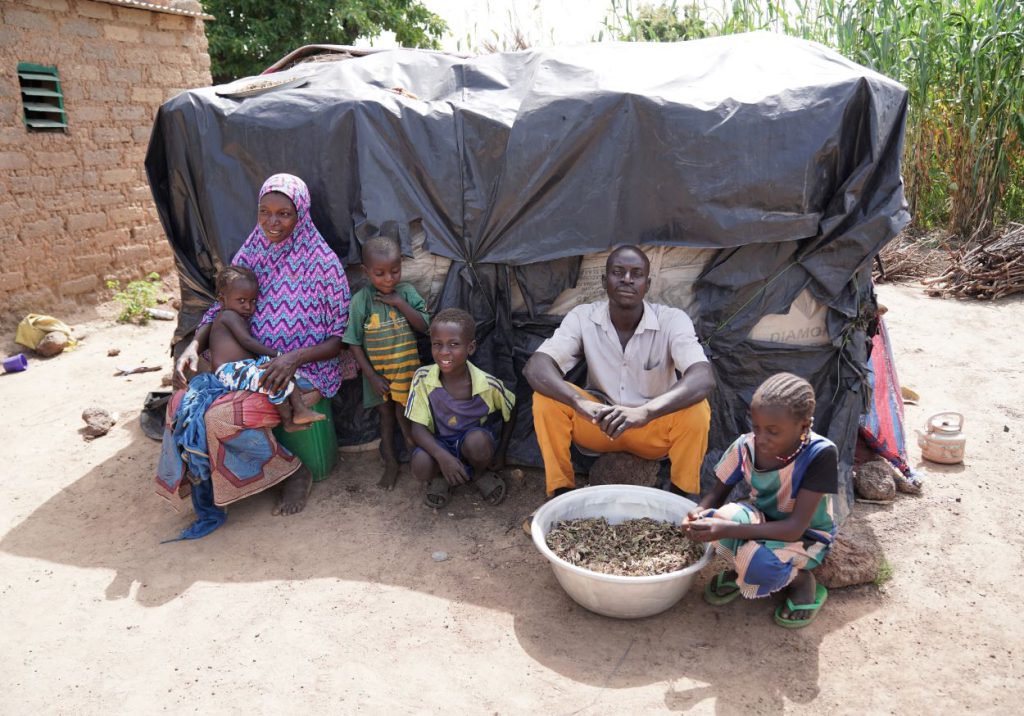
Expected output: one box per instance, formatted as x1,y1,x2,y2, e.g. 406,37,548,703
17,62,68,131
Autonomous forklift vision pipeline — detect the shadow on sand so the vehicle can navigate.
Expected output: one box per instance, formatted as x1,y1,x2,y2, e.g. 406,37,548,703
1,421,883,712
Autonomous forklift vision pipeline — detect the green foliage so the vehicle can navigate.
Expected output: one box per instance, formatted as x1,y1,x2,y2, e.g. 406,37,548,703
874,557,894,586
106,273,162,325
605,0,1024,241
605,1,709,42
204,0,448,83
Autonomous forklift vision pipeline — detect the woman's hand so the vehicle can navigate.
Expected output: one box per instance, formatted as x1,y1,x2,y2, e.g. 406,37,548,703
173,341,200,390
259,350,302,394
682,516,733,542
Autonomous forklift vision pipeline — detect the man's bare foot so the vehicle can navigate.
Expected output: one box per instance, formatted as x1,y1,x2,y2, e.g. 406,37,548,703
272,466,312,516
778,569,818,621
377,460,399,491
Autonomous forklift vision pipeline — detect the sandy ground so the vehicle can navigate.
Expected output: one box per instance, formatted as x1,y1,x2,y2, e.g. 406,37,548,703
0,282,1021,714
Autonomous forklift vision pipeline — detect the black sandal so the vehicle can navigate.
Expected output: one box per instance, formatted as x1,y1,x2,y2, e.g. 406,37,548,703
424,477,450,509
473,470,507,506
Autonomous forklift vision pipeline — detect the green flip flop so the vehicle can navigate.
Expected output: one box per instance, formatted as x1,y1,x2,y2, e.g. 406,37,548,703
773,583,828,628
703,570,742,606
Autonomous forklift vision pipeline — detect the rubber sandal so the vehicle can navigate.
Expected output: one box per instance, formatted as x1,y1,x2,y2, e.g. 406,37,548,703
703,570,743,606
424,477,450,509
473,470,506,506
773,583,828,628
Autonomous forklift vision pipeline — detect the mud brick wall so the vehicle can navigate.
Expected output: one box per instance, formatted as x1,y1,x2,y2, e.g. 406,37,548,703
0,0,211,321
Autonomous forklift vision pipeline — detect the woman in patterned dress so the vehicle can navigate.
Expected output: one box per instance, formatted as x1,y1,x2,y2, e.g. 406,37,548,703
160,174,351,526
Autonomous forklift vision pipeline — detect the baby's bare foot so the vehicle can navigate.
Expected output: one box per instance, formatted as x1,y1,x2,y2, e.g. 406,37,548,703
283,418,311,432
292,409,326,425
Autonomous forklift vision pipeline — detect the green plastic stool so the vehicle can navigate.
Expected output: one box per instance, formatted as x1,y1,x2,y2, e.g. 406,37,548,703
273,398,338,482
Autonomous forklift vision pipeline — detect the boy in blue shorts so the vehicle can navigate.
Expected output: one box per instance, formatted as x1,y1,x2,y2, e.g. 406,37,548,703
406,308,515,508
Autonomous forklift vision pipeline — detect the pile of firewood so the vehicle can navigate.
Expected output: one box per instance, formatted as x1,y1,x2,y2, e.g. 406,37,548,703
874,232,946,282
924,223,1024,299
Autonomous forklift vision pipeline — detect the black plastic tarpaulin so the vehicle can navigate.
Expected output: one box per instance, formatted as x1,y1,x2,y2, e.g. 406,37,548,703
146,32,910,521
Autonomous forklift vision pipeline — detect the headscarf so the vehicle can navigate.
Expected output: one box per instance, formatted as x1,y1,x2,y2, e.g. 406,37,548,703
202,174,351,397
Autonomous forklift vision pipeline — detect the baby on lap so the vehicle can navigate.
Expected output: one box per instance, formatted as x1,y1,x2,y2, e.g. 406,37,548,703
209,266,325,431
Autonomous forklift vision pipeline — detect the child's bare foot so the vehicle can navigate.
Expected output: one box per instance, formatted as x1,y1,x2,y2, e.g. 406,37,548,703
282,418,312,432
377,460,400,491
291,405,326,425
777,570,821,621
703,569,742,605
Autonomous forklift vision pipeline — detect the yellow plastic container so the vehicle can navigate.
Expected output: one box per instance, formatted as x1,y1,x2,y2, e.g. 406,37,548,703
273,399,338,481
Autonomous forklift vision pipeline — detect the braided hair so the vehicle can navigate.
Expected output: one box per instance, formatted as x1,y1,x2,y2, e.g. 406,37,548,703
752,372,816,422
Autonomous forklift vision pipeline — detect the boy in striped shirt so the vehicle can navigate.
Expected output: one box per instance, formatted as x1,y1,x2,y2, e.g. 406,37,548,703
344,236,430,490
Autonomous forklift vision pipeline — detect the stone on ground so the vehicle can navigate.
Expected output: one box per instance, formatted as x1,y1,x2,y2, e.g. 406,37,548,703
854,460,897,502
815,533,882,589
81,407,116,439
35,332,69,357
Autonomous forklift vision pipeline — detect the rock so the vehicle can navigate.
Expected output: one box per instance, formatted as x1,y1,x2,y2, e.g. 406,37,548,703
815,533,881,589
588,453,659,487
431,551,449,562
510,468,526,487
854,460,897,502
145,308,176,321
170,298,182,310
35,331,69,357
82,407,116,439
161,372,173,387
107,348,121,357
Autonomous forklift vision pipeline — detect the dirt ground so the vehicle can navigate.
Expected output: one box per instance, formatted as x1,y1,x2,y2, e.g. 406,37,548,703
1,281,1021,714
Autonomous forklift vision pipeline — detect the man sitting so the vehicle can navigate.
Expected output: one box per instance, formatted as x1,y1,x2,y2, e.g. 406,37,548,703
523,244,714,498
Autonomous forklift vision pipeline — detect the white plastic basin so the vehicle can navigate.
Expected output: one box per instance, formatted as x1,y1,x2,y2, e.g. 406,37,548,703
531,485,713,619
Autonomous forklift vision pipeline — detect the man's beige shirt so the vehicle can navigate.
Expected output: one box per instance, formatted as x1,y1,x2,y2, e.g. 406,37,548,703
535,300,708,408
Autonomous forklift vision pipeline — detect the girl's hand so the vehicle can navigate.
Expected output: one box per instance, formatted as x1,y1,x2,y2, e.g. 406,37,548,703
259,351,301,394
682,517,732,542
173,342,200,390
684,508,706,523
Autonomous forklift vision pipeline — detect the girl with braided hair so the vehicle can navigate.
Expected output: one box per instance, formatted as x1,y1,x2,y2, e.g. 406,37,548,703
683,372,838,628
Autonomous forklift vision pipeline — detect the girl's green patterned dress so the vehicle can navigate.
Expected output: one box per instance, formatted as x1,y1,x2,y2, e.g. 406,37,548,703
701,431,838,598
